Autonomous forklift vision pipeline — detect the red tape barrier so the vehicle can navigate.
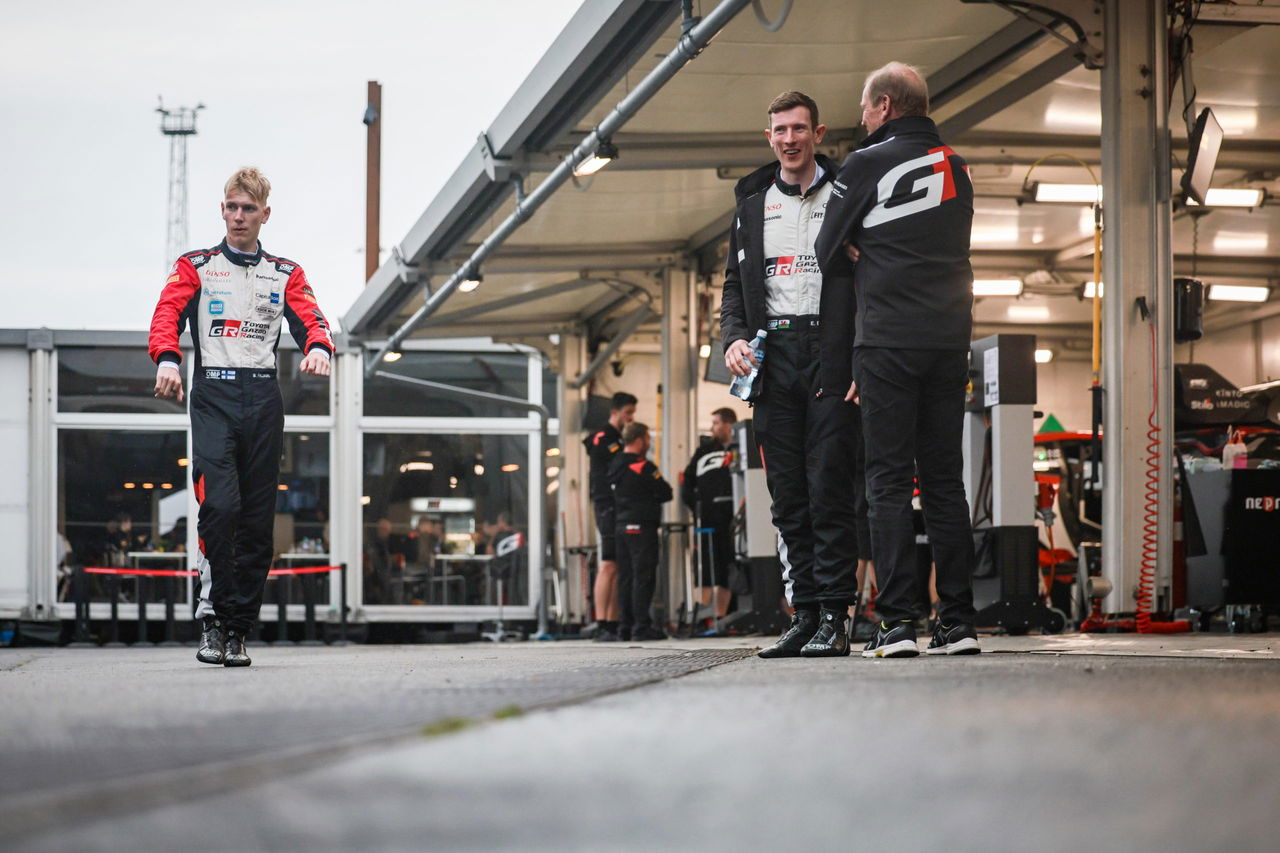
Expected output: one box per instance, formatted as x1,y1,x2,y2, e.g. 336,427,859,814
84,565,341,578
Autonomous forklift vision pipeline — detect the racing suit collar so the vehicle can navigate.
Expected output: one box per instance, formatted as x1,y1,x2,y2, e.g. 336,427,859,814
220,239,263,267
734,153,840,201
859,115,939,149
773,162,828,198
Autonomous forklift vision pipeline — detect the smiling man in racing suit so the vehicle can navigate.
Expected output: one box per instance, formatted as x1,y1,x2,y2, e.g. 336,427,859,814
149,167,333,667
721,91,860,658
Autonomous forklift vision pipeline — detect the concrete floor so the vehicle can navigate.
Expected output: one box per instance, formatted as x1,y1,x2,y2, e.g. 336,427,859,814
3,634,1279,852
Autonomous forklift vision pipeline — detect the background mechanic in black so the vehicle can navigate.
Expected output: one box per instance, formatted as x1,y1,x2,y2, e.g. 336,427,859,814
150,167,333,667
815,62,980,658
720,91,861,659
681,407,738,623
582,391,636,641
609,422,673,642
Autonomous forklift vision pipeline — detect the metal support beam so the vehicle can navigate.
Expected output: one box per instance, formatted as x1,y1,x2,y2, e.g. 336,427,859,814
660,267,697,623
421,276,609,328
937,47,1082,139
567,302,657,390
1099,0,1170,615
930,17,1051,110
366,0,753,375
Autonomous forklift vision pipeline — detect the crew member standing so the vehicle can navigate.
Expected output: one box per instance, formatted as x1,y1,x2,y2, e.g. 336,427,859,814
681,407,738,624
721,91,860,658
816,62,980,658
150,167,334,667
582,391,637,641
610,422,673,642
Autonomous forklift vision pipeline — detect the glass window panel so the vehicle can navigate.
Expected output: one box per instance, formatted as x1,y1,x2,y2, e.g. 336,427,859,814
542,363,560,419
362,432,528,607
276,350,331,416
271,431,332,608
58,347,187,414
57,429,189,604
364,351,530,418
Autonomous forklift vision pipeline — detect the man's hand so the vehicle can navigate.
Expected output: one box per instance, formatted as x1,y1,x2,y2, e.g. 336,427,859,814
843,241,861,264
299,351,332,377
843,379,859,404
724,339,758,377
154,365,184,402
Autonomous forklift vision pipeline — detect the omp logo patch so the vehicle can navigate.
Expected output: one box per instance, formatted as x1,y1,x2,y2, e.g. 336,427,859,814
210,319,242,337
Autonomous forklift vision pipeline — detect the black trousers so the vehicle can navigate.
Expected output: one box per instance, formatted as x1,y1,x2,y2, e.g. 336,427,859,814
754,328,859,608
853,347,975,625
615,521,659,632
190,374,284,635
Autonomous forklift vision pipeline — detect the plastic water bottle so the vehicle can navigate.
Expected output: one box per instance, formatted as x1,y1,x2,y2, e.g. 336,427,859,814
729,329,768,401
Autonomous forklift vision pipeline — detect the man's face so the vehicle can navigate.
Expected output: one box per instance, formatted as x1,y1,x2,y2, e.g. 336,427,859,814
617,404,637,425
636,433,651,457
221,190,270,248
710,414,733,446
766,105,826,174
861,87,890,134
376,519,391,539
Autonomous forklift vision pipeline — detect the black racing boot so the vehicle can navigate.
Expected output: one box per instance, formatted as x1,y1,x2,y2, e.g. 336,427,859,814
800,609,850,657
757,608,820,659
223,630,252,667
196,616,226,665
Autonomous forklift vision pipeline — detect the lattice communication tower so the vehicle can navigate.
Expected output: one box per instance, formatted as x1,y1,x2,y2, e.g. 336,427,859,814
157,98,205,264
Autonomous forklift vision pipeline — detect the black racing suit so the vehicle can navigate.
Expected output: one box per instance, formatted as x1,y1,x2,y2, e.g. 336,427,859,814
610,452,673,634
721,155,860,610
815,115,977,626
148,239,333,635
583,423,623,562
681,437,735,588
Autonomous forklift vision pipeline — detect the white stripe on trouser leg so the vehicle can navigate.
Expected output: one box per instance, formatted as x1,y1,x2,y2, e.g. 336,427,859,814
194,549,215,620
777,532,795,605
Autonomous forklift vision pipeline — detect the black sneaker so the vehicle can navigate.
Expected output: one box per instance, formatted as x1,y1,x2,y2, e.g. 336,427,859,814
196,616,226,665
800,609,850,657
861,620,919,658
223,631,252,667
926,622,980,655
593,630,620,643
758,609,821,659
633,626,667,641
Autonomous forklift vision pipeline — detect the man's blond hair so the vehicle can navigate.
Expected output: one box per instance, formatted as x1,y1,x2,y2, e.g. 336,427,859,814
224,167,271,205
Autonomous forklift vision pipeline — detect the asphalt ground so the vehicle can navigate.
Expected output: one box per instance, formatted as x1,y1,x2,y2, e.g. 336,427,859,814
3,635,1279,852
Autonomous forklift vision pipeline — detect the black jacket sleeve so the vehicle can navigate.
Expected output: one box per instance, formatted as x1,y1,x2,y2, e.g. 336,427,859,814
815,152,871,275
720,222,750,353
680,452,698,513
651,466,674,505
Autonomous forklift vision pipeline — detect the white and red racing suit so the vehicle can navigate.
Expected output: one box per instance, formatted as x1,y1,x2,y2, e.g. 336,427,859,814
148,239,333,635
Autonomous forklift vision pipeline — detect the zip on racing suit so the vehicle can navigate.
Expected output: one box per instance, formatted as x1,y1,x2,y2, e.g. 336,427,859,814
814,115,977,627
720,154,861,610
148,239,333,635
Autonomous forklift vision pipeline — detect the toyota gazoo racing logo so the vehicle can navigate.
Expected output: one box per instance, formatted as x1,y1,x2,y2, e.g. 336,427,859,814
209,319,243,337
765,254,820,277
1243,496,1279,511
863,145,964,229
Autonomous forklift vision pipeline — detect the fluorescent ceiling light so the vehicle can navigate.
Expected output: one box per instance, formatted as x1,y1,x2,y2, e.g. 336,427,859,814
573,139,618,177
546,466,561,478
1034,183,1102,204
1208,284,1269,303
973,279,1023,296
1083,281,1104,298
382,350,402,362
501,463,521,472
1213,232,1269,252
399,461,435,472
1186,188,1265,208
1007,305,1052,322
970,225,1020,245
459,277,481,293
1034,348,1054,364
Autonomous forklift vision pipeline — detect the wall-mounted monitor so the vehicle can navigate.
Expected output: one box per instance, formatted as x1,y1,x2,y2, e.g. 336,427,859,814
1181,107,1223,206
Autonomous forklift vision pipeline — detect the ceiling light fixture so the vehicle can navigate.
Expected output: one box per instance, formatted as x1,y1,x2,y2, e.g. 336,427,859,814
383,351,403,363
1032,182,1102,204
973,279,1023,297
698,344,712,358
1034,348,1055,364
1208,284,1269,303
573,138,619,177
1082,281,1104,298
1186,188,1266,208
459,268,483,293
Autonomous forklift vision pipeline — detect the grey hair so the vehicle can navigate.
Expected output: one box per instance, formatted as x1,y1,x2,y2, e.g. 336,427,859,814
863,62,929,118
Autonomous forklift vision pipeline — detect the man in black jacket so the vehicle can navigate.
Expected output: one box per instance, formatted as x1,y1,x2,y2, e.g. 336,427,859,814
681,407,738,623
609,422,673,641
721,91,860,658
582,392,636,641
816,62,980,658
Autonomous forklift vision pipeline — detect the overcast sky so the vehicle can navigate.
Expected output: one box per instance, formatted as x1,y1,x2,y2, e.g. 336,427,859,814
1,0,582,331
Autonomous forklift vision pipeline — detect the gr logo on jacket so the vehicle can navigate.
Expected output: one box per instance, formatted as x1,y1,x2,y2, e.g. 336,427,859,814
681,438,735,522
814,115,974,351
148,239,334,373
